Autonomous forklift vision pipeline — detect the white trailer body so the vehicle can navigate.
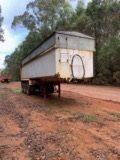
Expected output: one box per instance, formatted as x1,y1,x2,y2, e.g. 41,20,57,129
21,49,94,80
21,31,95,81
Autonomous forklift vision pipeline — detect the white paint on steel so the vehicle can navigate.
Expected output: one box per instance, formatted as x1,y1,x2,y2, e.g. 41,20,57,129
21,48,94,80
56,48,94,79
21,50,56,79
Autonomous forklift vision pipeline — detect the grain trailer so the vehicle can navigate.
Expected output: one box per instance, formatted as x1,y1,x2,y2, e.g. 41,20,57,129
21,31,95,97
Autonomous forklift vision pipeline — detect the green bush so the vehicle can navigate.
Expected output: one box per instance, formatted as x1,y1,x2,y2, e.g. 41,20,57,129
113,71,120,84
93,37,120,85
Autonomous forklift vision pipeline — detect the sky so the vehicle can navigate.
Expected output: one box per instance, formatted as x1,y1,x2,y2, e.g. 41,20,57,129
0,0,90,69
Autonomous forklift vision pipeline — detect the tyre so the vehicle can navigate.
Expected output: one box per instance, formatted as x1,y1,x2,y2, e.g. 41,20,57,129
26,85,34,95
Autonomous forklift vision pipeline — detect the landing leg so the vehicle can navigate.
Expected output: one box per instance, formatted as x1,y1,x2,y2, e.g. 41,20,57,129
43,83,47,99
58,83,61,98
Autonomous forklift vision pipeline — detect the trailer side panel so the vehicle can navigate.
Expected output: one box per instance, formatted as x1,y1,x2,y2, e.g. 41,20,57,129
21,50,56,79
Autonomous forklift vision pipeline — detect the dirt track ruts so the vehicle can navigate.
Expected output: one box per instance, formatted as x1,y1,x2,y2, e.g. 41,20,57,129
0,83,120,160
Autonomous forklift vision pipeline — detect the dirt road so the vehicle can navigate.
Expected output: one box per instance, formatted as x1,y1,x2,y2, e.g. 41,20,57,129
62,84,120,103
0,82,120,160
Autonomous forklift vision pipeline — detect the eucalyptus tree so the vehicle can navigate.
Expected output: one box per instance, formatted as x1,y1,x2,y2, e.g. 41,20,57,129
70,0,93,35
86,0,120,48
12,0,73,38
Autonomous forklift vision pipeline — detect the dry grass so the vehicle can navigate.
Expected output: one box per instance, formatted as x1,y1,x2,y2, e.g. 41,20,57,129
110,112,120,120
12,88,22,94
68,113,97,123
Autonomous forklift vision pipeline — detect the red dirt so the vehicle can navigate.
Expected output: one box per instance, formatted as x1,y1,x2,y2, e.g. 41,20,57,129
0,82,120,160
62,84,120,103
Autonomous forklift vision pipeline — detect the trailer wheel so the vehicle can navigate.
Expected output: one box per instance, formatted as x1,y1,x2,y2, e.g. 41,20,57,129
26,87,30,95
26,85,34,95
25,86,30,95
23,86,26,94
21,84,28,95
21,84,25,93
21,82,26,94
22,88,24,93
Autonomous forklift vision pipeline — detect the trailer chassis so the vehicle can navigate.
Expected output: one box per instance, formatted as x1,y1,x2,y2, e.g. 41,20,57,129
21,78,61,98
